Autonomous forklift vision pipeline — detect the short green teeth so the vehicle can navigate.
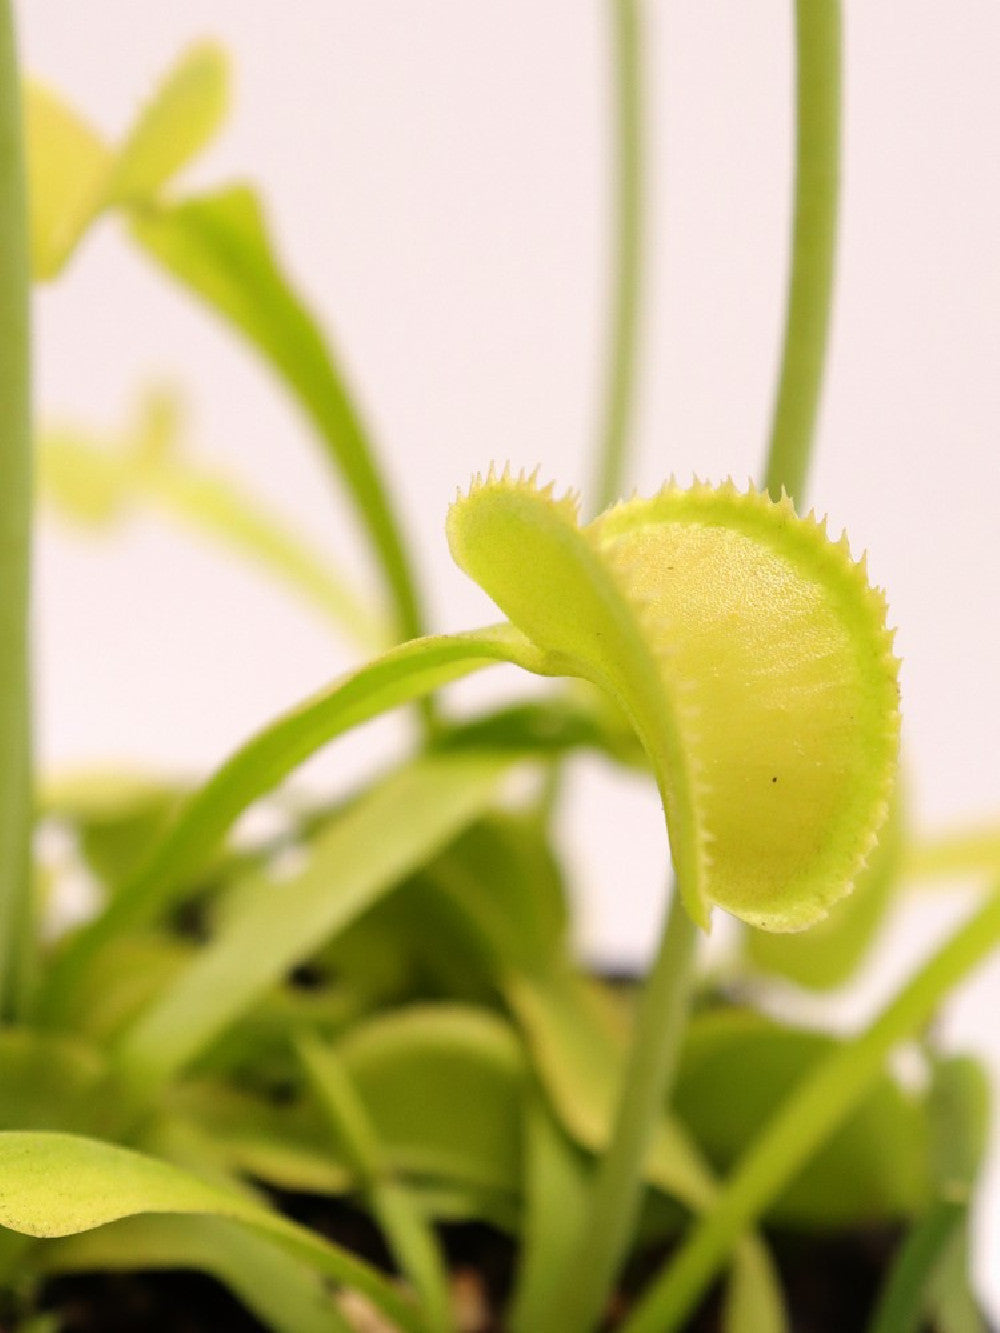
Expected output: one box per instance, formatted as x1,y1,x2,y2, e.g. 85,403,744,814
447,474,900,932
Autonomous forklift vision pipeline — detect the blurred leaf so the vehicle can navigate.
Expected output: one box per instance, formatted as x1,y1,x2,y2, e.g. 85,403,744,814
927,1055,990,1195
39,392,384,649
25,44,228,280
131,183,424,644
673,1008,931,1227
745,787,904,990
506,967,712,1212
66,935,194,1043
297,1033,454,1333
868,1200,968,1333
0,1131,424,1333
167,1081,349,1195
429,813,569,978
40,624,542,1023
104,43,227,206
23,83,109,278
0,1031,104,1132
40,1214,341,1333
112,752,513,1093
507,1091,591,1333
171,1003,532,1211
722,1238,786,1333
336,1003,527,1198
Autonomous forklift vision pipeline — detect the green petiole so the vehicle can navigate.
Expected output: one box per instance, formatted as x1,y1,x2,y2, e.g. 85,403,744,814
621,887,1000,1333
0,0,34,1022
544,3,843,1322
591,0,644,516
762,0,841,504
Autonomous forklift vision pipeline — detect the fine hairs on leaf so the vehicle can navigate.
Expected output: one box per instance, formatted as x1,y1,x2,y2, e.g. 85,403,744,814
1,9,996,1333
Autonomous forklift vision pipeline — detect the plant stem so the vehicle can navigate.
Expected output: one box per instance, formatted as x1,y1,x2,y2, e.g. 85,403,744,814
591,0,643,515
0,0,34,1022
762,0,841,505
867,1200,966,1333
620,888,1000,1333
539,885,698,1329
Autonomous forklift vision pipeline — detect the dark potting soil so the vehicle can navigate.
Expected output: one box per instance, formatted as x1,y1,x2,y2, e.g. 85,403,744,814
35,1199,971,1332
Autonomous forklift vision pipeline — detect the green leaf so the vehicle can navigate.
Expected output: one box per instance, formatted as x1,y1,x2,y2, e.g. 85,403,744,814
297,1033,454,1333
104,43,228,206
112,752,513,1093
25,44,228,280
39,391,384,649
722,1239,787,1333
448,474,900,930
166,1082,351,1196
427,814,570,978
745,785,904,989
39,1215,346,1333
0,1131,428,1333
505,967,713,1212
868,1200,969,1333
59,935,195,1044
131,184,424,644
39,625,540,1023
507,1091,592,1333
927,1056,991,1196
169,1005,529,1205
23,83,109,278
336,1004,527,1198
0,1031,104,1132
673,1008,931,1227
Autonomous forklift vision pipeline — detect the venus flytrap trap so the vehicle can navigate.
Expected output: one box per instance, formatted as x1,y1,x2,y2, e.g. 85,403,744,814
2,5,1000,1332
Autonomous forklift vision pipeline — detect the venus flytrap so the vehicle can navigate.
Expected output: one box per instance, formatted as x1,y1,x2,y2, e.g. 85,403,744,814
1,7,997,1331
445,468,900,1329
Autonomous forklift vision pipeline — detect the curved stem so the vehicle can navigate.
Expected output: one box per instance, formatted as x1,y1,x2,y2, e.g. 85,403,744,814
762,0,841,505
591,0,644,515
0,0,34,1021
538,886,698,1329
621,888,1000,1333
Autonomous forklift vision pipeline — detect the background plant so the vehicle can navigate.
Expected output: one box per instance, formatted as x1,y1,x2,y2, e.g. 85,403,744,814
1,2,1000,1333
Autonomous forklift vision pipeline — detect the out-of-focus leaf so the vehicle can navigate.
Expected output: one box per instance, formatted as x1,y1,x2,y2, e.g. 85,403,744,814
39,624,544,1024
0,1031,104,1132
38,1215,340,1333
745,787,905,990
39,392,384,649
506,968,711,1212
112,753,513,1093
23,83,109,278
336,1004,527,1198
905,823,1000,884
927,1056,990,1195
428,813,569,977
505,974,786,1326
673,1008,931,1227
507,1092,592,1333
0,1131,424,1333
722,1238,786,1333
104,43,227,206
868,1200,968,1333
171,1005,530,1210
131,183,424,645
297,1033,454,1333
25,44,228,280
65,935,194,1044
166,1082,349,1196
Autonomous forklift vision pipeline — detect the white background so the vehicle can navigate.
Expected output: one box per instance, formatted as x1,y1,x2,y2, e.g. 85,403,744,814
19,2,1000,1314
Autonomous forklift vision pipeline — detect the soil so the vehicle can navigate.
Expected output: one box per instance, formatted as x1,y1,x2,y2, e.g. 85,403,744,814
36,1201,971,1332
